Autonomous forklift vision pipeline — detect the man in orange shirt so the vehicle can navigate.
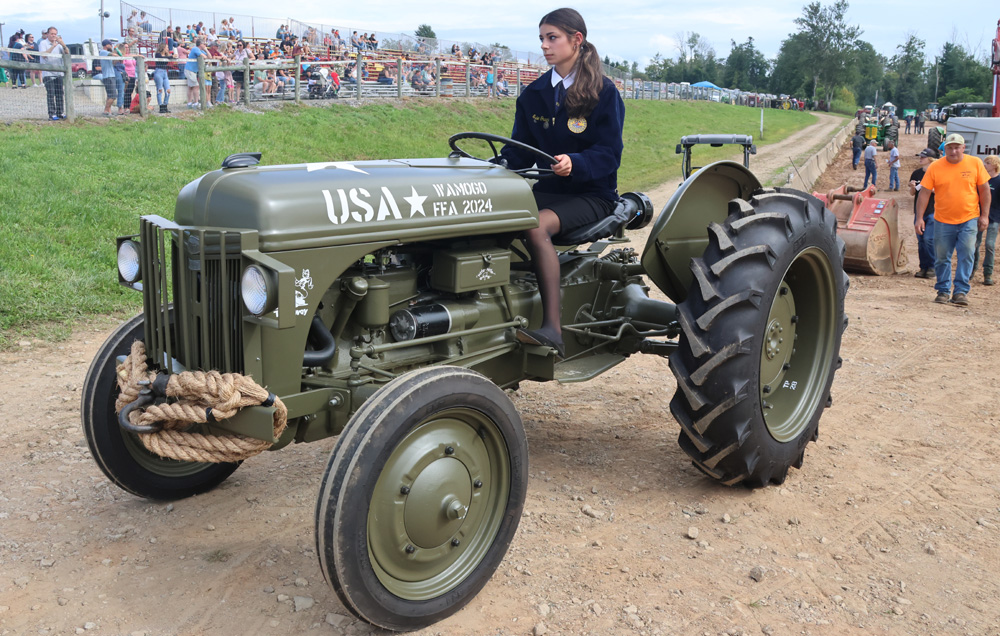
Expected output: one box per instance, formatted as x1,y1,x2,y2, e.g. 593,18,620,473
915,133,992,306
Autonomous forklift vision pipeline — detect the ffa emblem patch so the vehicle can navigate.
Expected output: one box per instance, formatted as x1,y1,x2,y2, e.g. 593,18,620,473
568,117,587,133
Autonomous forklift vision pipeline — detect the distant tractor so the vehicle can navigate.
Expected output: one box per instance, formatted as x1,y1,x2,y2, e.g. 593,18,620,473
856,103,898,150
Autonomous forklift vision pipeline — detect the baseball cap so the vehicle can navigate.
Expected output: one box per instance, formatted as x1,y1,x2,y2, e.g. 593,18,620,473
102,39,113,47
916,148,937,158
945,133,965,146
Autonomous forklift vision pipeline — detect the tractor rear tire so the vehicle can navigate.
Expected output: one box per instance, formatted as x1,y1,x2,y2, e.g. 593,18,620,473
928,127,943,152
856,123,864,135
888,125,899,146
669,189,848,487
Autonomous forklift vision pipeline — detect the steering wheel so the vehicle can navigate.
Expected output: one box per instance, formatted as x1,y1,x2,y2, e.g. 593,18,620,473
448,132,557,179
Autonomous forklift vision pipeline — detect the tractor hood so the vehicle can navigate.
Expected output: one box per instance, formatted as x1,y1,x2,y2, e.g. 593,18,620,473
174,157,538,251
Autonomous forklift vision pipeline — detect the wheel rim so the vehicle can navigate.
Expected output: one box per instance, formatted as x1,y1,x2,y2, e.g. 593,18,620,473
367,407,511,600
759,247,837,442
107,387,215,477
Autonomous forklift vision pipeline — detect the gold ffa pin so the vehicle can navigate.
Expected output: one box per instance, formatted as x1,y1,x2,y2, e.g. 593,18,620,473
568,117,587,133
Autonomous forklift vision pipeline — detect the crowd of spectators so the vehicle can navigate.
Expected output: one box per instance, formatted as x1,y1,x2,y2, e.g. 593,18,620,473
3,30,44,88
1,16,529,114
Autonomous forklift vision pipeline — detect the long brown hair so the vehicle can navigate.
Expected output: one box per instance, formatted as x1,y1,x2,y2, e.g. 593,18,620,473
539,8,603,118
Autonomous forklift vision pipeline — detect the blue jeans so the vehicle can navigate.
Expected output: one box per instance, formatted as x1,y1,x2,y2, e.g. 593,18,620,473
889,166,899,190
216,78,228,103
852,147,861,168
863,159,877,188
973,221,1000,275
115,71,125,109
153,69,170,105
916,214,935,270
934,218,978,295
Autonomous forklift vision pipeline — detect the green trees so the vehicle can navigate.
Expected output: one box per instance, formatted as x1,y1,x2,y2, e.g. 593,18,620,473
936,42,992,104
883,34,927,109
414,24,436,40
790,0,862,102
632,0,989,114
722,38,769,91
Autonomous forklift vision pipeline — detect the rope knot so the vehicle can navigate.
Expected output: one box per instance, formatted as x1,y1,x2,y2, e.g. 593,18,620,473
115,340,288,463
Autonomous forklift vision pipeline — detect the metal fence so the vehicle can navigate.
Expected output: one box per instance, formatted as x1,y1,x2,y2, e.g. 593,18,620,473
0,41,785,123
0,47,550,121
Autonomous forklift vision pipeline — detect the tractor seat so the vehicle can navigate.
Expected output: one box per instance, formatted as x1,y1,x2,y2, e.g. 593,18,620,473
551,192,652,246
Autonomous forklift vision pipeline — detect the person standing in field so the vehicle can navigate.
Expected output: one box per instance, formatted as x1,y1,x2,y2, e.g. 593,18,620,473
885,139,900,191
908,148,937,280
37,27,67,120
971,155,1000,285
153,39,174,113
863,139,878,189
98,39,119,117
850,130,865,170
915,133,992,306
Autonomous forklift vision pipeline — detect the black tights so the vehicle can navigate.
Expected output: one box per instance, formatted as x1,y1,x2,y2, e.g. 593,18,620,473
523,209,563,343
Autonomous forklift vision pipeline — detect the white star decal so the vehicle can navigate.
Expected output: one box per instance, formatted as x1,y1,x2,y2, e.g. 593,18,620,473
305,161,369,174
403,187,427,217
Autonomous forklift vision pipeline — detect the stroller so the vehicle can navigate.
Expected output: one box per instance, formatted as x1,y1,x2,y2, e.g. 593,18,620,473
307,68,340,100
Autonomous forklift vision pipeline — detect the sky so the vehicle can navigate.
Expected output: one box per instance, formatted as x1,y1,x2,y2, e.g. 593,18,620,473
4,0,998,71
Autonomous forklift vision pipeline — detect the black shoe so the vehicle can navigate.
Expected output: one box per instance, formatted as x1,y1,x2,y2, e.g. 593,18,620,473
934,292,950,304
914,268,932,279
516,328,565,359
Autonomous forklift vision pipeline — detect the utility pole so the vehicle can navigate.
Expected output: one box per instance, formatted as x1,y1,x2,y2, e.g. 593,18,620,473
98,0,110,42
0,23,5,48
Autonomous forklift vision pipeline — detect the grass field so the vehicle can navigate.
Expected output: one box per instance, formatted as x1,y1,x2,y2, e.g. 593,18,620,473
0,99,821,347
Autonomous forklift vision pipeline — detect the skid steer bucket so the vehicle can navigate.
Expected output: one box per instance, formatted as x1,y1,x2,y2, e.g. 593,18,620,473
812,184,907,275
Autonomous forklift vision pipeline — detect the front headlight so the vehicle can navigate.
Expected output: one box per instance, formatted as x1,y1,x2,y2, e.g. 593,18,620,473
117,240,142,283
241,265,273,316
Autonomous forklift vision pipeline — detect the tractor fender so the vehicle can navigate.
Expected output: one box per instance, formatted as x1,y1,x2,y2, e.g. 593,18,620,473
640,160,762,304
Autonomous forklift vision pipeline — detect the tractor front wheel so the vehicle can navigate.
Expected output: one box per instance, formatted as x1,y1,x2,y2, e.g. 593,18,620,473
81,313,240,500
669,189,848,487
315,366,527,631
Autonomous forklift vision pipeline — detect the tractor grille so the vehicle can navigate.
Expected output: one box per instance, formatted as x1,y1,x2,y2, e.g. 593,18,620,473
139,217,245,374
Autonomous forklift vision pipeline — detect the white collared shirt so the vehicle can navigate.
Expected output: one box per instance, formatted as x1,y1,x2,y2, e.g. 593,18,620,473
551,68,576,89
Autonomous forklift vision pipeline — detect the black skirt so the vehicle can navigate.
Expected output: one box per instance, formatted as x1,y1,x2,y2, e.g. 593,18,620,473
532,191,616,233
233,70,245,83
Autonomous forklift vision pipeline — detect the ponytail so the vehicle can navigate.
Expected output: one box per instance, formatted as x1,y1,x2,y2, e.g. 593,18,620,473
539,8,604,118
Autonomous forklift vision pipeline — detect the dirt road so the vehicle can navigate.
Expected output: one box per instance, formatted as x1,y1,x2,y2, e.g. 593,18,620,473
4,114,1000,636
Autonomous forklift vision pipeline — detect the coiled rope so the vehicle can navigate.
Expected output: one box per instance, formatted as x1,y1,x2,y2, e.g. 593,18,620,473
115,341,288,463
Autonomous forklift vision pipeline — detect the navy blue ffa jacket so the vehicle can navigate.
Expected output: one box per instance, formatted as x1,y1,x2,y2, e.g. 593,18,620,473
500,70,625,202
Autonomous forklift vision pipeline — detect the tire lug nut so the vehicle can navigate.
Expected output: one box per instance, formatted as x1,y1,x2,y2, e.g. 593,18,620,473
405,545,415,554
763,385,771,394
790,315,799,323
400,486,410,495
780,287,789,296
451,538,461,547
783,363,791,370
473,479,483,488
445,446,455,455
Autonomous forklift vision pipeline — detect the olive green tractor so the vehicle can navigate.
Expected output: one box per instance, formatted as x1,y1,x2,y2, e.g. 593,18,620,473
82,132,848,630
